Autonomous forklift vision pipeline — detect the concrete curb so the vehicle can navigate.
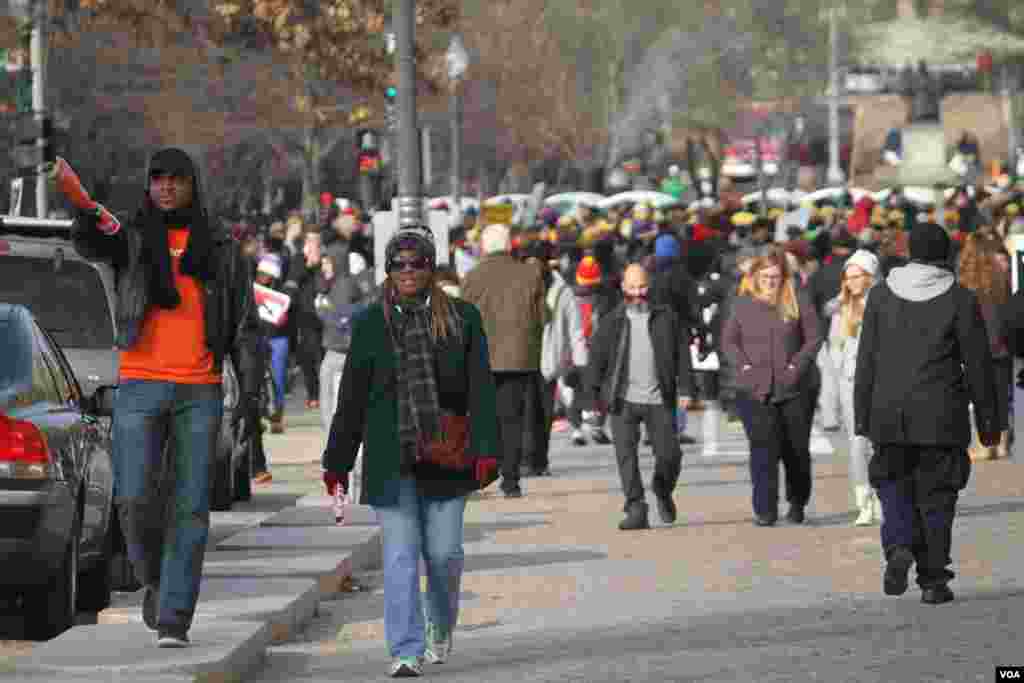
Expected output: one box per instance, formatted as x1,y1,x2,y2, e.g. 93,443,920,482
4,507,382,683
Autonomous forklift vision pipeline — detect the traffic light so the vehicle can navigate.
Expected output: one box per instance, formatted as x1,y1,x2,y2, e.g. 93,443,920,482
9,113,50,175
356,129,382,176
384,86,397,131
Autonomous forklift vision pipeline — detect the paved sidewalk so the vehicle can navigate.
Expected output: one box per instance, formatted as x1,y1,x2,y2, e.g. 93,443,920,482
251,407,1024,682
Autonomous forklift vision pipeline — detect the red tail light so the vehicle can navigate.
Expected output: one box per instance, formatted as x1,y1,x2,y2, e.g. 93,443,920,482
0,414,50,478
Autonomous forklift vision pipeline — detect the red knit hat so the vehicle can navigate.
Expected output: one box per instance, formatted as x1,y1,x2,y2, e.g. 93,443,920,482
576,255,602,286
319,192,334,207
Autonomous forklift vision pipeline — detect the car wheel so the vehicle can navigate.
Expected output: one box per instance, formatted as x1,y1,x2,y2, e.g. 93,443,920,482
76,532,113,613
210,425,234,512
234,441,252,503
24,513,79,640
106,508,140,592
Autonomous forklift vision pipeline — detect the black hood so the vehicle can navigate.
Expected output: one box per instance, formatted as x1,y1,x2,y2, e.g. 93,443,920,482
137,147,219,309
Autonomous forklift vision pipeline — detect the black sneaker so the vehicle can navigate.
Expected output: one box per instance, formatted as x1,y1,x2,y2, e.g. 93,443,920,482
753,514,777,527
785,505,806,524
503,487,523,499
656,494,677,524
157,626,190,648
883,546,915,596
528,467,551,477
142,585,158,631
920,585,954,605
679,434,698,445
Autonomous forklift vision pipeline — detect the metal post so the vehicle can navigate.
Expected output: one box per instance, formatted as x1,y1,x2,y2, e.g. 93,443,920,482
31,0,47,218
826,5,845,186
395,0,422,228
1004,65,1017,175
451,82,462,222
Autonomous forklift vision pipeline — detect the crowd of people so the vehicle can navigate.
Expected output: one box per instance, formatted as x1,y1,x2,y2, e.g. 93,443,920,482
96,146,1024,674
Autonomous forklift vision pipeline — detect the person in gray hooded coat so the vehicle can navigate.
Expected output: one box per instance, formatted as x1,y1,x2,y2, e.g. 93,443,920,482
854,222,1001,605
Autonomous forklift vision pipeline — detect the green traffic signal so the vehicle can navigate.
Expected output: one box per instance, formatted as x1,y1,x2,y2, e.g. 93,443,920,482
385,86,397,99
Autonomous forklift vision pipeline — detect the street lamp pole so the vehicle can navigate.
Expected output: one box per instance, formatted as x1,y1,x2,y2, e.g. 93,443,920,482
447,34,469,226
31,0,47,217
395,0,422,228
827,4,845,186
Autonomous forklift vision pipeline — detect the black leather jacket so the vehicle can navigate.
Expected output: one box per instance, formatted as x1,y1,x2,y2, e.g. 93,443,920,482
72,212,264,407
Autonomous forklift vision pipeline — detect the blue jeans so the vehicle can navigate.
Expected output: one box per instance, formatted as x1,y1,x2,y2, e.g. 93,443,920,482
112,380,223,631
267,336,290,414
374,477,467,658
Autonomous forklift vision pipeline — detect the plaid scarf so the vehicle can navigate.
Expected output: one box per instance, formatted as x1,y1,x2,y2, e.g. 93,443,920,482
392,298,441,469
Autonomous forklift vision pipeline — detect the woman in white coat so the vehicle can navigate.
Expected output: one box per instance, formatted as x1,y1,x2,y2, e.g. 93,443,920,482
826,249,882,526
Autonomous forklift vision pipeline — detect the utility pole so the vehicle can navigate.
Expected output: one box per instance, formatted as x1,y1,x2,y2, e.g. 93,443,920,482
826,4,845,186
395,0,422,228
31,0,47,217
447,33,469,225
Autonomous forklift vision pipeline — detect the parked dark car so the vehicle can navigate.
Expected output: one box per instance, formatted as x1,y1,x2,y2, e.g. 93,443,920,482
0,303,118,639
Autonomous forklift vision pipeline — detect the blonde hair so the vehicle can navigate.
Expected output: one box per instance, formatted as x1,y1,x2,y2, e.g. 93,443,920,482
739,247,800,322
959,234,1010,307
837,266,874,338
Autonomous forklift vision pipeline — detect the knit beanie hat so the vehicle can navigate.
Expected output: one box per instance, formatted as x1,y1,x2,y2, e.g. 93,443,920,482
257,253,282,280
908,222,951,264
654,233,681,262
575,255,602,286
385,225,436,269
843,249,879,278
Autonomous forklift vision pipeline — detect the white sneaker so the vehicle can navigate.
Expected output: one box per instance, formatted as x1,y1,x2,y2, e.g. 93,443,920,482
390,656,424,677
156,630,190,648
424,622,453,664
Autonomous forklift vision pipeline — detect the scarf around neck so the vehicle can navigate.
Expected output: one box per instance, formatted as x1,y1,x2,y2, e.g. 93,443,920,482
142,205,218,309
392,296,442,470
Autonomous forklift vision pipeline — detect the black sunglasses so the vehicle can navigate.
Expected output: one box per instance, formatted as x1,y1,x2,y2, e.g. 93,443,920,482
387,256,431,273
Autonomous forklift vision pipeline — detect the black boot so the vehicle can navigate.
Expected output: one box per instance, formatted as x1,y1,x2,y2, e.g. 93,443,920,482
618,502,650,531
883,545,915,596
921,584,955,604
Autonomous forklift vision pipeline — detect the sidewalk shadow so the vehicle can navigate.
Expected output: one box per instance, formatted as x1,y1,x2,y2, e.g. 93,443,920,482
464,519,552,543
464,549,607,573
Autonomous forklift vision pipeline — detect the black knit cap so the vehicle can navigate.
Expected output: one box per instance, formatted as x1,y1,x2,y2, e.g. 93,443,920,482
908,222,951,264
149,147,195,178
385,226,436,269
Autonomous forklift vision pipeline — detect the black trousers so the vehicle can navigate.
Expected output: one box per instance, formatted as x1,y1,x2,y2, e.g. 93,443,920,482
522,374,555,471
494,372,533,491
736,392,814,518
296,318,323,400
610,402,683,510
871,445,971,588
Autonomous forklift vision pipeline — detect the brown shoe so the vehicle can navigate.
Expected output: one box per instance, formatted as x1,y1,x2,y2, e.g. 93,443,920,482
253,471,273,485
270,416,285,434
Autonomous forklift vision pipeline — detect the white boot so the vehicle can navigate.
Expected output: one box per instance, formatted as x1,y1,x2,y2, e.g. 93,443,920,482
853,485,874,526
870,489,884,524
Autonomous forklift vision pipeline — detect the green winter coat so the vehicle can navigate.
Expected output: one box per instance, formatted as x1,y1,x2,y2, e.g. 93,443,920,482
323,298,500,507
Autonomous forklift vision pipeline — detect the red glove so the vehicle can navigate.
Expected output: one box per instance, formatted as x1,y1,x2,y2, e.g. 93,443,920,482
323,471,346,496
474,457,498,485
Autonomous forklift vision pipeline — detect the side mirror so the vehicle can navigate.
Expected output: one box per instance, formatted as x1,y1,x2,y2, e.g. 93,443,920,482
87,385,117,418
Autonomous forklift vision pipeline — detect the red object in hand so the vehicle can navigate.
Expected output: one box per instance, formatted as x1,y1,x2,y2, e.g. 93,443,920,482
50,157,121,235
474,457,498,485
323,471,346,496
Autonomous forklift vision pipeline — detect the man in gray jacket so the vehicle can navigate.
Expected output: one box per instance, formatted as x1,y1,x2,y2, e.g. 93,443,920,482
855,223,1000,605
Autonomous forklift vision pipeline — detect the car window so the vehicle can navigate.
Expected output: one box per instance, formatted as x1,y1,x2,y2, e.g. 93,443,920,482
0,255,114,349
33,323,75,404
0,313,34,411
36,325,83,404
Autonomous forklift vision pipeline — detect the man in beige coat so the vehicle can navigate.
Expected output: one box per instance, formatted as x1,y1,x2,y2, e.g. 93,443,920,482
462,223,546,498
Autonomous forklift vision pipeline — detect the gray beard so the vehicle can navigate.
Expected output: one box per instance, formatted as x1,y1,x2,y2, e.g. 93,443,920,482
626,300,650,314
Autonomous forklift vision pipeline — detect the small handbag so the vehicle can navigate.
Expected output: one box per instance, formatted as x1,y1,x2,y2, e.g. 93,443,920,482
418,412,499,489
419,412,473,470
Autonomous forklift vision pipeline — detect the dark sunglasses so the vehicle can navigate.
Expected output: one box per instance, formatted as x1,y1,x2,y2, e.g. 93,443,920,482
387,256,431,273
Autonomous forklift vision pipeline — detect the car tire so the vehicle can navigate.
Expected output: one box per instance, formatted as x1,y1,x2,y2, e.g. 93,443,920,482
234,441,252,503
76,528,113,613
106,508,141,592
24,512,79,640
210,425,234,512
